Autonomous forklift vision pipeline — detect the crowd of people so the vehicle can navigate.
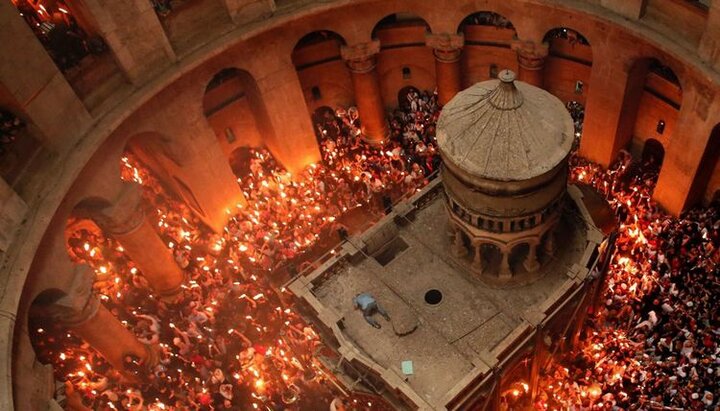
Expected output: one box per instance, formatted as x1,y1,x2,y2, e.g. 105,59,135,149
33,90,441,410
30,83,720,410
523,151,719,410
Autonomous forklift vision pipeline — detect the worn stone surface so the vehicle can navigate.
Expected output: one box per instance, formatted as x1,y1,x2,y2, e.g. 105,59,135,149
312,197,586,408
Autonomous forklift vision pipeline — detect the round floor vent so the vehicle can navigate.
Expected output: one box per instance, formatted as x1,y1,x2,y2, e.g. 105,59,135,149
424,289,443,305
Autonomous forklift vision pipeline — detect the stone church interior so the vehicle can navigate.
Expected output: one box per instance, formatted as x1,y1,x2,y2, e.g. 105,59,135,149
0,0,718,410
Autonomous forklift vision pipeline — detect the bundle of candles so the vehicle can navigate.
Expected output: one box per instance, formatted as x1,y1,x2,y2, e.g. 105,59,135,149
33,91,441,409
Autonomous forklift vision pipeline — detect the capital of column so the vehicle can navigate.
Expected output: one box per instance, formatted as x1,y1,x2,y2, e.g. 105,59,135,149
341,41,381,73
426,33,464,63
512,40,549,70
33,266,99,327
91,184,146,236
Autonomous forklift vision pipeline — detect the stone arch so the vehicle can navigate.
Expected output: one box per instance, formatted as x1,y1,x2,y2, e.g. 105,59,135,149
641,138,665,170
397,86,421,109
292,31,353,113
228,146,256,178
202,68,270,155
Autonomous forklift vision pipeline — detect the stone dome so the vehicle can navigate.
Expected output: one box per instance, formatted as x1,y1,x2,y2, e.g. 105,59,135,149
436,70,574,182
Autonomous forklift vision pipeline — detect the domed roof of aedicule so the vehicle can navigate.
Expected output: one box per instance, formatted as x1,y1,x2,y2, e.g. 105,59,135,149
436,70,574,182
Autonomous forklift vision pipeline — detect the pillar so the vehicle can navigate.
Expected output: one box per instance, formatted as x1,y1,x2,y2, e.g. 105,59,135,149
512,40,548,88
342,41,390,143
699,0,720,71
453,228,467,257
579,56,640,167
0,0,91,149
426,33,464,106
472,244,483,273
253,56,322,173
653,82,720,215
499,249,512,279
524,243,540,272
34,269,156,381
90,184,184,299
544,231,556,256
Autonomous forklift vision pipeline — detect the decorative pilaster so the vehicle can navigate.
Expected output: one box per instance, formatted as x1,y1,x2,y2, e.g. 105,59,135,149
472,244,484,273
342,41,389,143
426,33,464,106
511,40,549,88
499,249,512,279
33,267,157,380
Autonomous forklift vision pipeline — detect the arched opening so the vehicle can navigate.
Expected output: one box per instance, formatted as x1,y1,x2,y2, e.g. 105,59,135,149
311,106,339,143
542,28,592,104
641,138,665,171
292,31,351,113
397,86,421,109
457,11,517,86
8,0,126,108
228,146,256,177
372,13,434,109
618,58,682,163
203,68,270,158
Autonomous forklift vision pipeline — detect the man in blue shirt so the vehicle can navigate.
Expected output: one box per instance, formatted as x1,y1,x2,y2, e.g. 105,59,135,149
352,292,390,329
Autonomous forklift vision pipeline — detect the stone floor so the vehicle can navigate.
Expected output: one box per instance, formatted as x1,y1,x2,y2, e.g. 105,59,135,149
312,197,587,407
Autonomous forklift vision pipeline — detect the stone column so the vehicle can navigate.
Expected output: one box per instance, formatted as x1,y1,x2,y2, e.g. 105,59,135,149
653,82,719,215
579,56,641,167
472,244,483,273
253,55,321,174
699,0,720,71
544,231,556,256
342,41,390,143
524,243,541,272
34,269,156,381
426,33,464,106
499,249,512,279
529,324,546,402
512,40,549,89
90,184,184,299
452,228,467,257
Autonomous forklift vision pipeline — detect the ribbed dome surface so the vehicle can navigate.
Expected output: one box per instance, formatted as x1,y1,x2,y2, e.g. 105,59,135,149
437,70,574,181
